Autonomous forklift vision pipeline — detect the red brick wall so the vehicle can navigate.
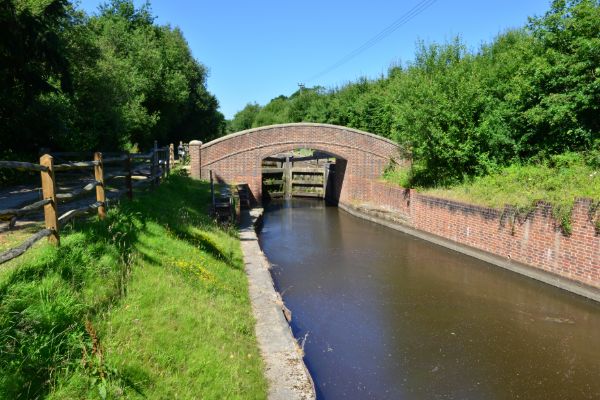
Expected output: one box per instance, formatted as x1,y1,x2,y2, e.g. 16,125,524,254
361,180,600,289
193,123,406,204
190,123,598,290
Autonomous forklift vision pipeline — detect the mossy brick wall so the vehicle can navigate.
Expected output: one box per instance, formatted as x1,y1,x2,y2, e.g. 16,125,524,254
363,180,599,289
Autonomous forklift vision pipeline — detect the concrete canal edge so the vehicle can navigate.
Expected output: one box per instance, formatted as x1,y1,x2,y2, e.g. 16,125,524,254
338,202,600,303
239,208,316,400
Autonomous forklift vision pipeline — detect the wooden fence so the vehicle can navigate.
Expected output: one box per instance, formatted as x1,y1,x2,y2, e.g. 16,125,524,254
0,142,179,264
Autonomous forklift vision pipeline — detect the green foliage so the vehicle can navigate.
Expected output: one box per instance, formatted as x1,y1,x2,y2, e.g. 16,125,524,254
0,210,137,398
228,102,262,133
522,0,600,154
241,0,600,187
382,162,412,188
0,0,224,158
0,175,266,399
387,152,599,232
389,38,497,185
0,0,72,155
252,95,292,127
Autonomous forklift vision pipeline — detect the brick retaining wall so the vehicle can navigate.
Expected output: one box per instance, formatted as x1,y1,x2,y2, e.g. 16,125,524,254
352,180,599,290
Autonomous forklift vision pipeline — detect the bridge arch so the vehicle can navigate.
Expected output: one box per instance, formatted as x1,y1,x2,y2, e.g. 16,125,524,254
190,123,408,204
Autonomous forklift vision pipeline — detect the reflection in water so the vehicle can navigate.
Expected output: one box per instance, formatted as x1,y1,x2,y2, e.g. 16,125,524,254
258,199,600,400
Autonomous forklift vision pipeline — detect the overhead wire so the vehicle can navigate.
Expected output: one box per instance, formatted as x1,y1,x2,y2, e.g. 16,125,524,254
305,0,438,84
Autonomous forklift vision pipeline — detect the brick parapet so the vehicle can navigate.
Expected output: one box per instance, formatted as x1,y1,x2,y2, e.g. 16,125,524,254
196,123,405,203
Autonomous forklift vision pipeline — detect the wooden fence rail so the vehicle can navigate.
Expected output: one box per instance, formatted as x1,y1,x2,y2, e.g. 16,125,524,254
0,199,51,221
52,161,100,171
0,142,183,265
0,161,49,172
0,229,53,264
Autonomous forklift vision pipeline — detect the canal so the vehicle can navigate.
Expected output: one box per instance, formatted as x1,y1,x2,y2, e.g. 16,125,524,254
258,199,600,399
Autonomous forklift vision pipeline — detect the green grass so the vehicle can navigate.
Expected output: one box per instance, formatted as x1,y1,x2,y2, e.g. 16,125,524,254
0,172,267,399
384,153,600,232
292,148,314,157
0,223,44,253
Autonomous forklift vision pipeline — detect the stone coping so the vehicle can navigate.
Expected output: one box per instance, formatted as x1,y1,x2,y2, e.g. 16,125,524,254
239,208,315,400
201,122,400,149
339,202,600,303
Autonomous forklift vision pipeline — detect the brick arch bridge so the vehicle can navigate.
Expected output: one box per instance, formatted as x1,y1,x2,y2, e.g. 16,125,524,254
189,123,407,204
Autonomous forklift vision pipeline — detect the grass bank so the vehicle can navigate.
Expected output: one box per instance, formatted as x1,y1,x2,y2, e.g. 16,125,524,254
0,172,267,399
384,152,600,232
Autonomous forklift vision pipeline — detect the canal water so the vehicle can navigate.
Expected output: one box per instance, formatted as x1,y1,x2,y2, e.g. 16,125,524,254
258,199,600,400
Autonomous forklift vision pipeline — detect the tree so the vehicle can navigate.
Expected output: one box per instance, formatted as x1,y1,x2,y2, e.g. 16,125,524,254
252,95,291,127
0,0,225,157
0,0,72,155
229,103,261,133
520,0,600,155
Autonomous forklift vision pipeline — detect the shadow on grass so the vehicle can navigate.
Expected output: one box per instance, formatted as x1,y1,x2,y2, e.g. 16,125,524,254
0,173,219,399
118,365,152,397
0,210,141,399
173,228,241,270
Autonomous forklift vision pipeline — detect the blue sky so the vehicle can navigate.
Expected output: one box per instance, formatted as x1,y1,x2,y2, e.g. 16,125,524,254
77,0,552,119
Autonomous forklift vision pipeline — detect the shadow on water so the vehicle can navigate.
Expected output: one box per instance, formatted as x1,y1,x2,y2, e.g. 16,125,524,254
259,198,600,400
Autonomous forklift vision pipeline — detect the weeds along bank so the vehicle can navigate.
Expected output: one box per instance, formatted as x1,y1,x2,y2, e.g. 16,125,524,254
346,176,599,297
0,172,267,399
385,152,600,234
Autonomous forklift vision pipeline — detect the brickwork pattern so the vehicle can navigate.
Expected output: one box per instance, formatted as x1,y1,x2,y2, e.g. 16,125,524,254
189,123,598,290
189,140,202,179
194,123,405,203
362,180,599,289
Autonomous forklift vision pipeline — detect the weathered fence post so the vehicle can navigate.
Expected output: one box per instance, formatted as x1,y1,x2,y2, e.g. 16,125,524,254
167,149,174,176
159,146,169,180
152,140,158,186
169,143,175,167
210,169,215,212
94,152,106,219
39,154,59,245
125,153,133,200
166,146,171,176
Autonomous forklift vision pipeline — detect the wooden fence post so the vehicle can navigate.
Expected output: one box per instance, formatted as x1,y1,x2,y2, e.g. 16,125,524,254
210,170,215,212
169,143,175,167
94,152,106,219
153,141,158,186
162,148,166,178
39,154,59,245
166,147,170,176
125,153,133,200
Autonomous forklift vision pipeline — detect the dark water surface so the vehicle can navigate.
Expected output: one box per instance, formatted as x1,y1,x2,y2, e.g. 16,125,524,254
258,199,600,400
